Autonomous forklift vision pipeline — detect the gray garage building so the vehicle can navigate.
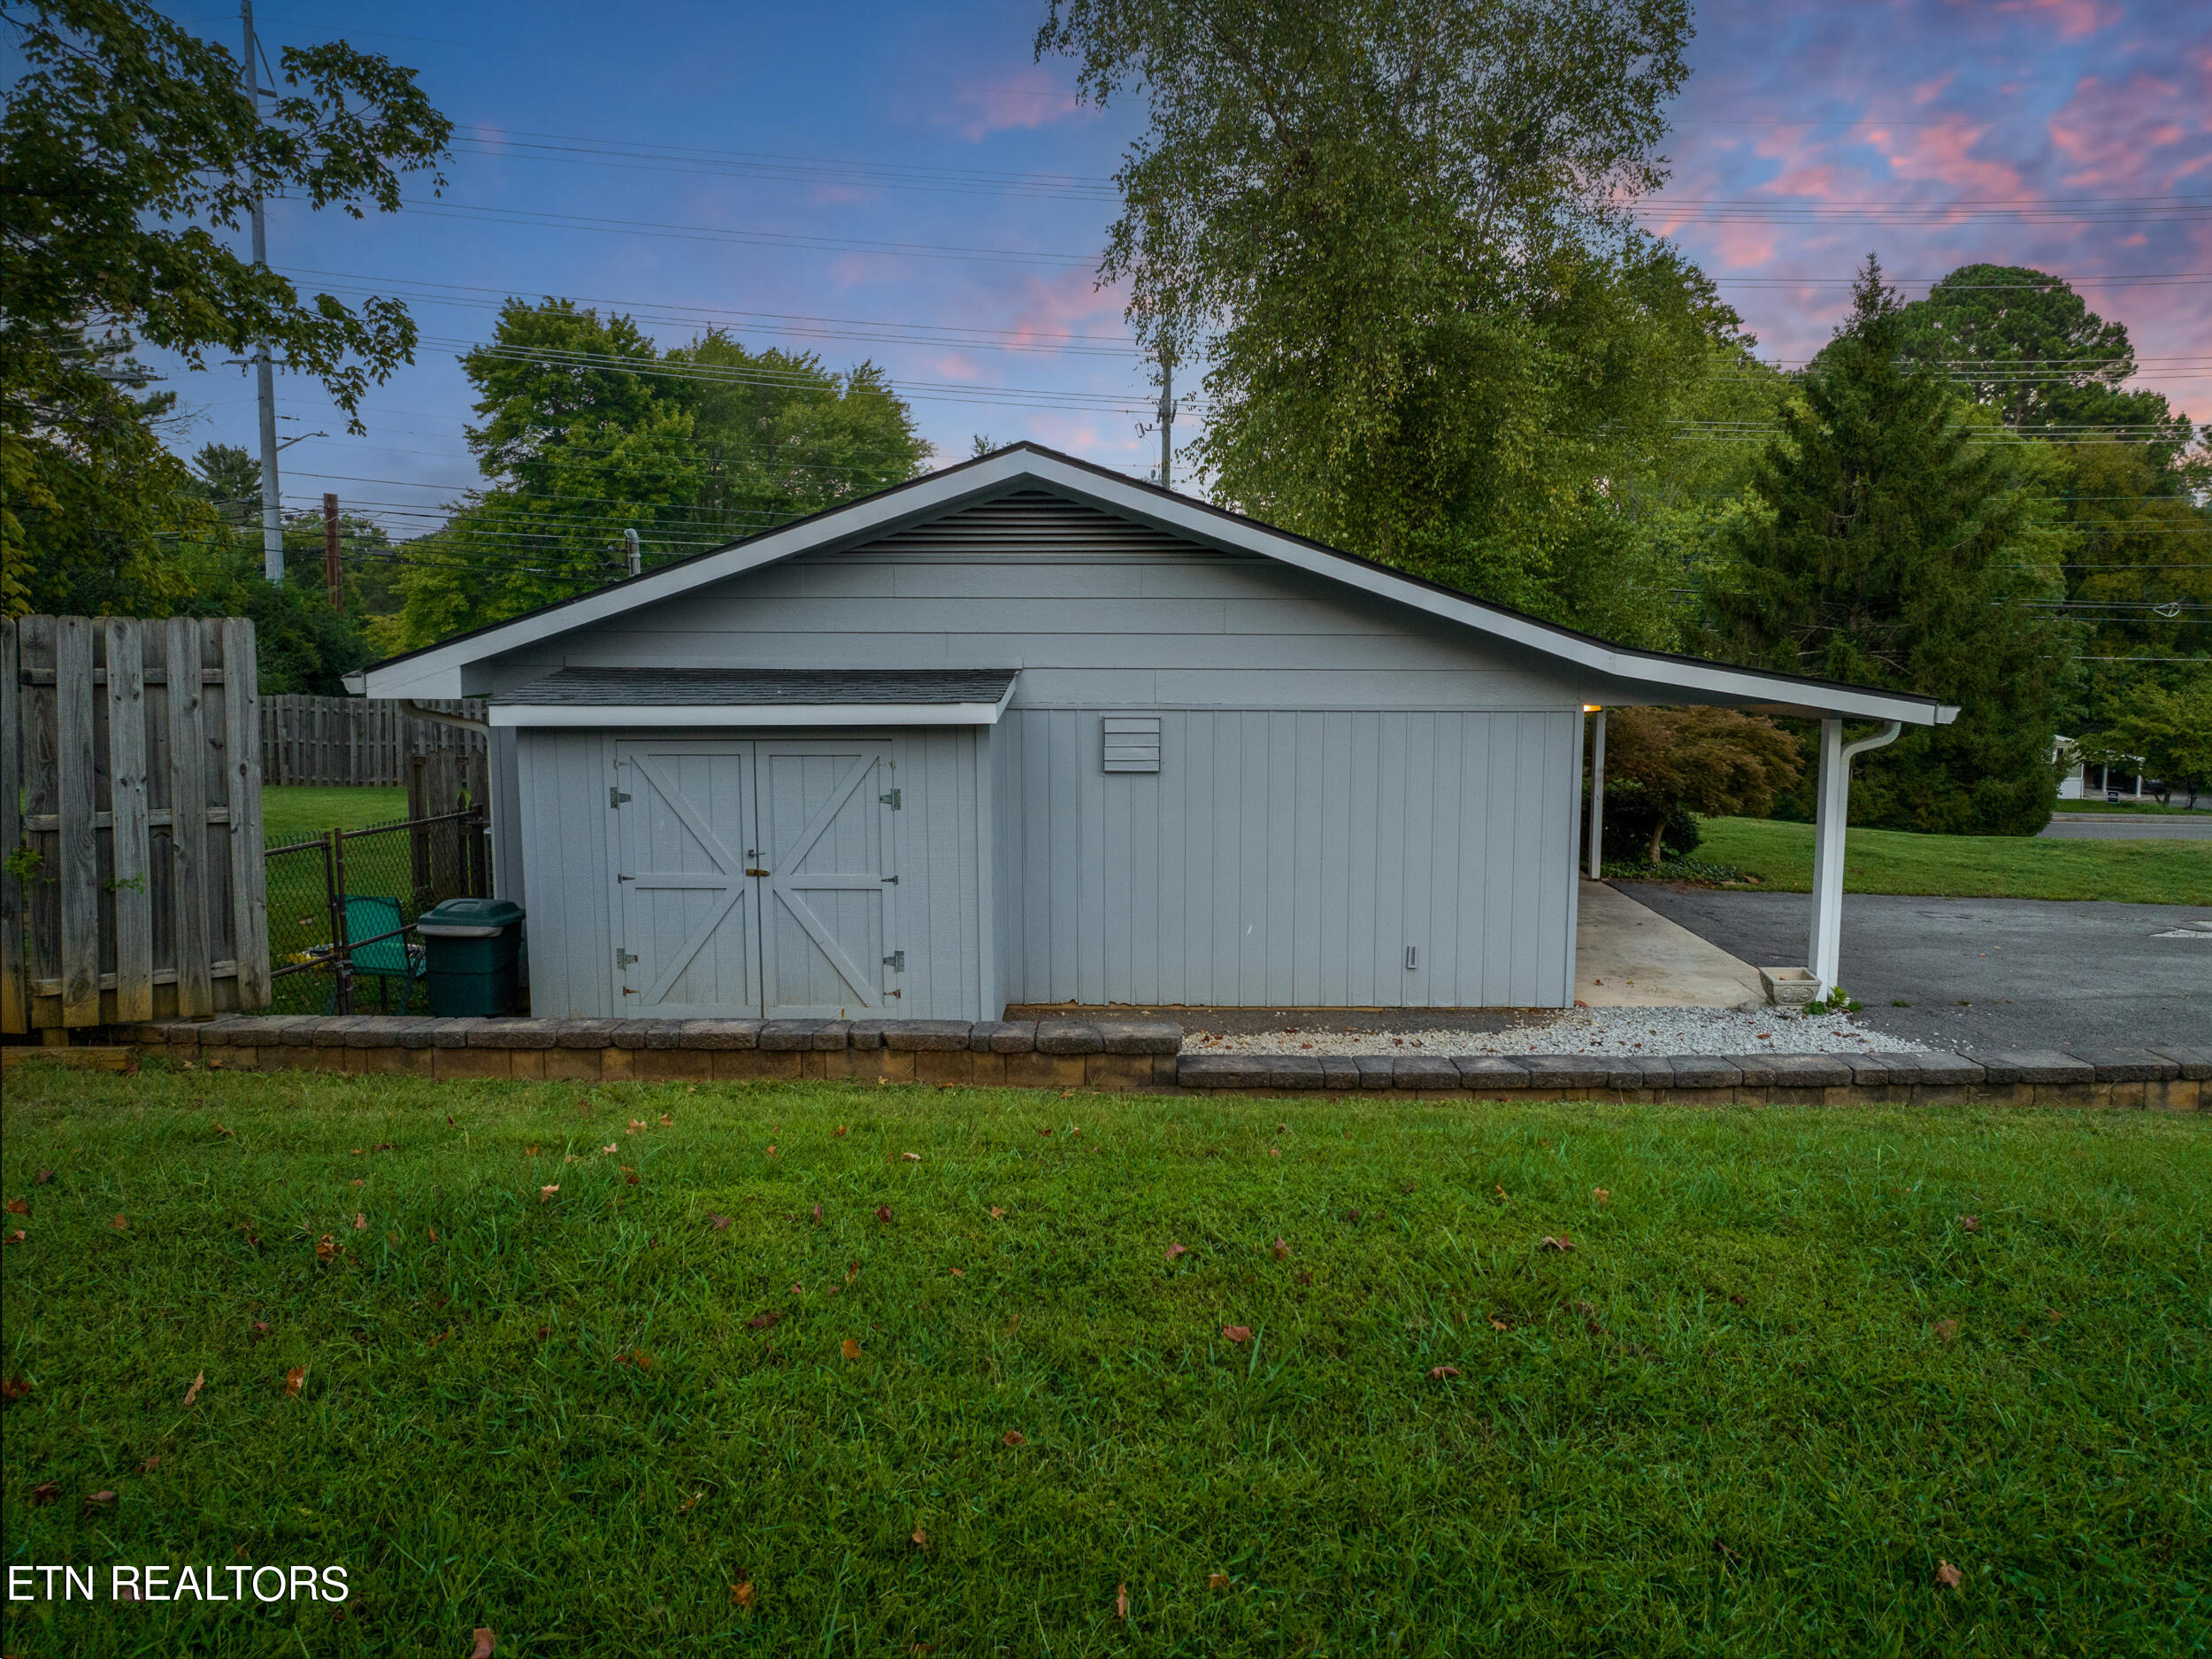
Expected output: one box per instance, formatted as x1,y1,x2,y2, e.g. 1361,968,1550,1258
358,444,1953,1021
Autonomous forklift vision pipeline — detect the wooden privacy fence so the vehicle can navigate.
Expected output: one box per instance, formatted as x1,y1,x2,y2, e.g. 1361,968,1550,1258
2,616,269,1033
261,695,487,786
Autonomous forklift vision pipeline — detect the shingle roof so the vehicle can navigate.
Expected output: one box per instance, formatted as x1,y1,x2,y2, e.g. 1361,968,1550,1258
489,667,1019,707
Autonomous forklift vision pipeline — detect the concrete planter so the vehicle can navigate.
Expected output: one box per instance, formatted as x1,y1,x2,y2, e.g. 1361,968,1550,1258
1759,966,1819,1007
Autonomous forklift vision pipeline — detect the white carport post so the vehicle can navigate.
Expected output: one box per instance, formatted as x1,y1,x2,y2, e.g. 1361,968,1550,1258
1807,717,1902,996
1585,706,1605,879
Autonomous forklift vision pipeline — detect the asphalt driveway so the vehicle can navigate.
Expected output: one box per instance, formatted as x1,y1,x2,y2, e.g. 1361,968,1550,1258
1615,884,2212,1053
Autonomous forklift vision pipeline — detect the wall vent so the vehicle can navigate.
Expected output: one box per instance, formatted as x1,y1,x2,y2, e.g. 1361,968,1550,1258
1102,715,1161,773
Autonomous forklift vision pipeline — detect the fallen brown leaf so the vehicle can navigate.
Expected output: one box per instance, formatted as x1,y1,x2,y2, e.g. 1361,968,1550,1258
746,1311,781,1331
31,1479,60,1505
1492,1184,1507,1202
1295,1270,1312,1286
84,1489,116,1509
731,1581,756,1611
875,1205,893,1225
4,1197,27,1216
708,1214,733,1231
841,1339,862,1360
1592,1187,1611,1205
540,1185,559,1203
1116,1583,1128,1620
1932,1318,1960,1342
250,1321,270,1340
284,1367,305,1396
36,1168,56,1183
111,1214,129,1231
141,1454,161,1472
181,1371,204,1407
835,1125,848,1136
1221,1325,1253,1344
1271,1237,1290,1260
902,1151,921,1162
1165,1242,1188,1261
1208,1571,1230,1590
470,1627,496,1658
2,1230,21,1245
1427,1365,1463,1379
1489,1317,1510,1332
911,1525,928,1548
315,1234,335,1263
989,1206,1005,1218
601,1143,617,1156
1936,1559,1963,1591
1539,1235,1573,1253
353,1212,367,1231
1002,1430,1025,1447
679,1490,703,1514
949,1267,964,1277
525,1146,540,1156
660,1113,673,1127
1957,1215,1981,1233
789,1281,803,1295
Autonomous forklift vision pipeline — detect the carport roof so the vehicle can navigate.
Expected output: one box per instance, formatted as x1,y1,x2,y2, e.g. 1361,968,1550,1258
487,666,1020,727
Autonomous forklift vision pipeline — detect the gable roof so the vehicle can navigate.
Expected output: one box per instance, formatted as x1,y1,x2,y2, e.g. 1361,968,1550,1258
357,442,1957,726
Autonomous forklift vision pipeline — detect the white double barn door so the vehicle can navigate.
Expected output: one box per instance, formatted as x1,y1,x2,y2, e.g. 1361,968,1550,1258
613,739,895,1018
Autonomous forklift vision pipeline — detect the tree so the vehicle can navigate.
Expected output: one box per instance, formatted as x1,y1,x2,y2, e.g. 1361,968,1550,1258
2,0,450,611
2083,678,2212,808
1706,258,2070,837
390,302,931,650
1035,0,1730,648
1893,265,2193,450
1599,706,1802,864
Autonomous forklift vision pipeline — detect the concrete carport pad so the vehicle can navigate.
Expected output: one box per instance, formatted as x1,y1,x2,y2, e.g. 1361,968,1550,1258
1617,885,2212,1052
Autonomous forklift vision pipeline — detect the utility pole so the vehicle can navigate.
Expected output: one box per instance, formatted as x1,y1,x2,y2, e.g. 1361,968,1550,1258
322,494,342,612
1155,346,1174,490
243,2,283,583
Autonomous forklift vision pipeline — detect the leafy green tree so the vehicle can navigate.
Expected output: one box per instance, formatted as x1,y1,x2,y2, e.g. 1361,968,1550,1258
390,302,930,650
1036,0,1729,647
2,0,450,613
1707,258,2070,836
2081,678,2212,808
1600,705,1803,864
1893,265,2193,449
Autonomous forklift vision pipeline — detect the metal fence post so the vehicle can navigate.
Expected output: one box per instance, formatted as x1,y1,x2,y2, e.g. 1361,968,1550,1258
327,826,353,1014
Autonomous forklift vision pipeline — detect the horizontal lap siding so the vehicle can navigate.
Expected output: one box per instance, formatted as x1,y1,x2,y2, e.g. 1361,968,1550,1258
998,708,1578,1010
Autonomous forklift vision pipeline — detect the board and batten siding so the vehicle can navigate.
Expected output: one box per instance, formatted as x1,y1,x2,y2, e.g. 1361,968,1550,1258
515,726,991,1019
995,708,1582,1010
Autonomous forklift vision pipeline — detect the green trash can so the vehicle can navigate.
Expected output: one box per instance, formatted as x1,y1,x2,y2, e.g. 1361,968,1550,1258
417,897,526,1018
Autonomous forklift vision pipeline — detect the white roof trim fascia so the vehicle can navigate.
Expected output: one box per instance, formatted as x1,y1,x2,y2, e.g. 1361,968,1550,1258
365,448,1955,726
361,452,1058,700
490,697,1012,731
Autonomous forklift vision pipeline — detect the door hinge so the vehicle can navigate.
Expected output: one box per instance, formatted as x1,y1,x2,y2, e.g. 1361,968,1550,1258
615,948,638,971
879,787,902,810
609,786,631,809
617,873,634,883
883,950,905,972
882,873,898,883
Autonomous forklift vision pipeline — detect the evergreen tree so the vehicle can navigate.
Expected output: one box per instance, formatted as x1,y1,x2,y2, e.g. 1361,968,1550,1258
1707,257,2068,837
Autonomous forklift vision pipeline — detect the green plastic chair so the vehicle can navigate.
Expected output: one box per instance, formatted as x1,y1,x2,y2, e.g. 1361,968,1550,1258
337,895,426,1013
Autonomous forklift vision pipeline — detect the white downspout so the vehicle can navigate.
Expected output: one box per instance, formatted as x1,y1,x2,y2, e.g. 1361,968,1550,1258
1808,718,1901,997
1585,706,1606,880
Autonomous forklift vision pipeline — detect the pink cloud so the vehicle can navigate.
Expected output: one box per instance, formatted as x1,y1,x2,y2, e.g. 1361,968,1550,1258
1863,119,2026,196
2048,68,2211,188
1910,73,1955,104
1005,267,1128,348
941,66,1093,143
930,352,985,382
1991,0,2120,41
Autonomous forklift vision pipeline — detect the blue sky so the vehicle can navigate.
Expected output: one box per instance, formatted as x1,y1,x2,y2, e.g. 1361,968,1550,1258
147,0,2209,542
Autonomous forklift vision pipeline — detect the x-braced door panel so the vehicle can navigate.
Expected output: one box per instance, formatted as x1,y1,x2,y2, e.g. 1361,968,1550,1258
757,743,895,1018
613,742,761,1018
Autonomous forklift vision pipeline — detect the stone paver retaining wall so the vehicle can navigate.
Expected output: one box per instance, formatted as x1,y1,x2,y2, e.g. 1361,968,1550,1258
117,1018,2208,1110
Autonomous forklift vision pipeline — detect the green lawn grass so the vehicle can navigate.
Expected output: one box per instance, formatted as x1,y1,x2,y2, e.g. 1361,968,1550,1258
262,786,409,848
3,1067,2205,1657
1697,815,2212,904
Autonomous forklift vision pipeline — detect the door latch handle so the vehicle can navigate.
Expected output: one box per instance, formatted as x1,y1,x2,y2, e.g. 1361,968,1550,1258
746,867,771,878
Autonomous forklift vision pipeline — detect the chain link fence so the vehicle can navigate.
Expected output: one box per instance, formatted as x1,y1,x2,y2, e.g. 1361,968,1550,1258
266,810,490,1014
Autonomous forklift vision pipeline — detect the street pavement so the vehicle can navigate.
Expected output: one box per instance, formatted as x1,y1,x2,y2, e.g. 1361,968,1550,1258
2039,813,2212,840
1615,884,2212,1053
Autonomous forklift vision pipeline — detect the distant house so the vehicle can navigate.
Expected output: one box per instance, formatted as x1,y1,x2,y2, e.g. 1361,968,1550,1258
357,445,1953,1019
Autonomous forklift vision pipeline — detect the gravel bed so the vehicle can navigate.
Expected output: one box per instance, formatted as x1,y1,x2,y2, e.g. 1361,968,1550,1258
1182,1007,1930,1057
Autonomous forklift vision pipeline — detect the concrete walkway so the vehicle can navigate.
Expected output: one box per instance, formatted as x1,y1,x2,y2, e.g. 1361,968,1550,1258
1574,880,1767,1009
